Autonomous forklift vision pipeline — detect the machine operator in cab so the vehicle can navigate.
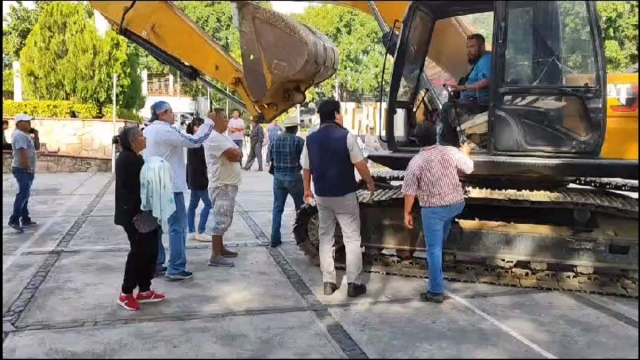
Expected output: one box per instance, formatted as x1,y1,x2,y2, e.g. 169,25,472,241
438,33,492,146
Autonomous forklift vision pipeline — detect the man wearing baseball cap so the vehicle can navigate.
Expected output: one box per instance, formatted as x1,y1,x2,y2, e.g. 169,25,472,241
143,101,214,281
9,114,38,233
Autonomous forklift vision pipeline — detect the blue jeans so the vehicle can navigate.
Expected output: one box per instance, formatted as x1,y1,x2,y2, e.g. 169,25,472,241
421,202,465,294
10,167,34,224
271,176,304,243
157,192,188,275
187,189,212,234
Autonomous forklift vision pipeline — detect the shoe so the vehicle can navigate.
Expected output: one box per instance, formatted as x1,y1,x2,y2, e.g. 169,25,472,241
8,222,23,233
208,256,234,267
117,293,140,311
165,270,194,281
21,220,37,227
419,291,444,303
136,290,166,303
347,283,366,298
187,232,197,241
195,233,210,242
221,248,238,258
323,282,338,295
270,240,282,248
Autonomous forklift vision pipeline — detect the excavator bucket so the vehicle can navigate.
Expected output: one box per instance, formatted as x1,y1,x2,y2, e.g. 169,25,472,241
232,1,339,106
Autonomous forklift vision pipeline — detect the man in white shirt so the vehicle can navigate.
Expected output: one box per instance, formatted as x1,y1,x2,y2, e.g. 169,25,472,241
143,101,214,281
203,108,243,267
227,109,246,150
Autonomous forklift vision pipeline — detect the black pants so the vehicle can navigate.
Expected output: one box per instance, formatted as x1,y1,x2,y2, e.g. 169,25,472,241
244,141,263,170
121,223,159,294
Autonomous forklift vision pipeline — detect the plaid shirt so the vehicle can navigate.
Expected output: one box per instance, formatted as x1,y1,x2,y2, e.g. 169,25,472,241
402,145,474,207
270,132,305,179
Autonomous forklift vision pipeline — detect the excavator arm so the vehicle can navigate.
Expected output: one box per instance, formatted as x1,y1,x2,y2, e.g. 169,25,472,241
89,1,338,122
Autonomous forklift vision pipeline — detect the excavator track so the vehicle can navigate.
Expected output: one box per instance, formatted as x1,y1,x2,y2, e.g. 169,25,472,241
293,171,638,299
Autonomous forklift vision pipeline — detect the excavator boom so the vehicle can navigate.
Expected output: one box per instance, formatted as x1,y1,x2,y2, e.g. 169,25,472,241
90,1,338,122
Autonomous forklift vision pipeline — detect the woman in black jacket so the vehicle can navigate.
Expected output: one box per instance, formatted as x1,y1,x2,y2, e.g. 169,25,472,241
186,117,212,242
114,126,165,311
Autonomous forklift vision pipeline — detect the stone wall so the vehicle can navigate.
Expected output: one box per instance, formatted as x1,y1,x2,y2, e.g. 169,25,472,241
3,151,111,173
3,117,138,158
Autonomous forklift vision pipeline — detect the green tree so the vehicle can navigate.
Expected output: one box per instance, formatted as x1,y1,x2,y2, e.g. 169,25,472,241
597,1,638,73
2,1,52,61
292,4,392,102
19,2,144,112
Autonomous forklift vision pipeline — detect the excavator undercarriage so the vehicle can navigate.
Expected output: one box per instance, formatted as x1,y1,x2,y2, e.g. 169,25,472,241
293,170,639,298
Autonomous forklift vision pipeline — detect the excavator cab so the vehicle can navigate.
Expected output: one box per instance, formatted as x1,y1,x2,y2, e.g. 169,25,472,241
90,1,338,122
371,1,637,180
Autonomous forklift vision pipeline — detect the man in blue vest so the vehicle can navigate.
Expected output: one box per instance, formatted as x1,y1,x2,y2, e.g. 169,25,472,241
301,99,375,298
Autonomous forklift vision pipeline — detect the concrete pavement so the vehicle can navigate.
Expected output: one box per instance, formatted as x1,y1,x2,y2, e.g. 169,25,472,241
2,171,638,358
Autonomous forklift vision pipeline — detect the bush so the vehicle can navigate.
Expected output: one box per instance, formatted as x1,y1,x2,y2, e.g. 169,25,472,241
2,100,141,122
2,100,99,118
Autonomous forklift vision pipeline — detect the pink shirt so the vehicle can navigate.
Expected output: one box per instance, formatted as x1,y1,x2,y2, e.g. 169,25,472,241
228,118,245,141
402,145,473,207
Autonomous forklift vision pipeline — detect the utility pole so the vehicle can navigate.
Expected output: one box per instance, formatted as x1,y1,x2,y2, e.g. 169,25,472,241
111,73,117,174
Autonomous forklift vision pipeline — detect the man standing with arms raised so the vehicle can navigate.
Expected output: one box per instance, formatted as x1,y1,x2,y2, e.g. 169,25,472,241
143,101,214,281
302,99,375,298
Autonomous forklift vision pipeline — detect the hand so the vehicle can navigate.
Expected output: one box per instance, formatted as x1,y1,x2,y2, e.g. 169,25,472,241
461,142,471,156
454,85,468,92
304,190,315,204
404,212,413,229
366,179,375,194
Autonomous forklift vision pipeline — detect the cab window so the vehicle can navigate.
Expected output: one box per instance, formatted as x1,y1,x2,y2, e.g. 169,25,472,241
504,1,598,87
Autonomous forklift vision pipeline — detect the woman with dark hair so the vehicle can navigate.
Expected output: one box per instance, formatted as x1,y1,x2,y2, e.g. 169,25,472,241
114,126,165,311
186,117,213,241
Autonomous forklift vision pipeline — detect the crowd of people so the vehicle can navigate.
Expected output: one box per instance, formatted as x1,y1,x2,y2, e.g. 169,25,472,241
7,94,474,311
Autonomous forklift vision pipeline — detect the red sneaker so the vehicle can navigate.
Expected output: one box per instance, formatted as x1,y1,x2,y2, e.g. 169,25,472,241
117,293,140,311
136,290,165,303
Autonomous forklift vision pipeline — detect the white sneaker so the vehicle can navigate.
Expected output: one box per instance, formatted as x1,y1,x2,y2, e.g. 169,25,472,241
187,232,197,241
195,233,210,242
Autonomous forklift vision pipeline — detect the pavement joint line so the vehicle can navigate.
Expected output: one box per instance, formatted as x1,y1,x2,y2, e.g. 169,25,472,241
236,203,369,359
566,293,639,329
2,175,115,337
445,290,558,359
14,241,297,256
9,296,427,334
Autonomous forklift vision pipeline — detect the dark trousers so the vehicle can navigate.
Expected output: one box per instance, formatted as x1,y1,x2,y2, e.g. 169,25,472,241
271,176,304,243
438,99,487,146
122,224,160,294
244,141,263,170
10,167,34,225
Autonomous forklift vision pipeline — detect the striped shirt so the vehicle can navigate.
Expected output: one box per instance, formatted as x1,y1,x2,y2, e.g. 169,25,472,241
142,119,214,193
402,145,474,207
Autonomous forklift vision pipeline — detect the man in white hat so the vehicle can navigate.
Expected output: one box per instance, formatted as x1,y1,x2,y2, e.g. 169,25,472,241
9,114,38,233
268,115,305,248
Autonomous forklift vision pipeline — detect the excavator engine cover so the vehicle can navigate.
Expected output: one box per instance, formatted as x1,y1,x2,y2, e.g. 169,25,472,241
233,1,339,106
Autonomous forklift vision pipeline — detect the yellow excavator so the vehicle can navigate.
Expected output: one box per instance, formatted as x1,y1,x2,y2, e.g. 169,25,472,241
91,1,638,297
